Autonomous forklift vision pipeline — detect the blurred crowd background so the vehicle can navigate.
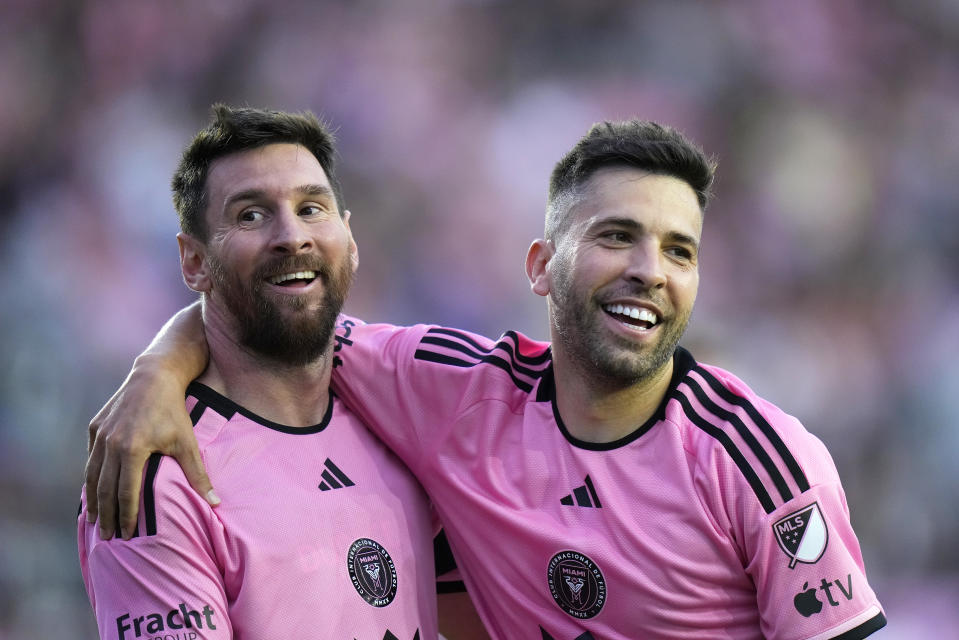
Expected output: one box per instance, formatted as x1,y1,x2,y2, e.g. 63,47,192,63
1,0,957,637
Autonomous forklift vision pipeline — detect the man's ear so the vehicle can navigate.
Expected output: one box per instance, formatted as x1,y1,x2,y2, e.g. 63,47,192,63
343,209,359,273
178,233,211,293
525,238,554,298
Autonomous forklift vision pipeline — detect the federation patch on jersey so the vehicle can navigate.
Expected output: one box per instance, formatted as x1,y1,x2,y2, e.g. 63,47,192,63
547,550,607,619
347,538,398,607
773,502,828,568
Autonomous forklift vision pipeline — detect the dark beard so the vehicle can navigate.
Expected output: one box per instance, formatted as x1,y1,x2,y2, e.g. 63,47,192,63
551,269,689,388
208,253,353,367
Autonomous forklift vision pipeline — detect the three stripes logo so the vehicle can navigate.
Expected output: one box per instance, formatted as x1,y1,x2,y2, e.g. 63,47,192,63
560,475,602,509
318,458,355,491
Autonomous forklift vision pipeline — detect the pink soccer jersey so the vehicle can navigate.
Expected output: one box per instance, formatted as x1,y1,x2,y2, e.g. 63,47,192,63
330,317,886,640
78,382,438,640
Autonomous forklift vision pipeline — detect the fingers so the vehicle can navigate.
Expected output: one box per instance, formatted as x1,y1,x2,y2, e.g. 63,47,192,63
176,435,219,508
116,448,149,540
84,431,106,524
95,437,123,540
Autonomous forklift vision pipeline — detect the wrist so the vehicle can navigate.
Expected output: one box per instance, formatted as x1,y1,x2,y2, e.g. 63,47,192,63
131,352,195,387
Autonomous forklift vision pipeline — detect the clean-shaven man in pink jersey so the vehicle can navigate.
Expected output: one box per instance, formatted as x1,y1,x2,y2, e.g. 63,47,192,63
85,120,886,639
77,105,485,640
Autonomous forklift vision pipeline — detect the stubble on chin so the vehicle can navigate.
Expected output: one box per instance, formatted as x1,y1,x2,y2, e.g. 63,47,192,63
208,255,353,367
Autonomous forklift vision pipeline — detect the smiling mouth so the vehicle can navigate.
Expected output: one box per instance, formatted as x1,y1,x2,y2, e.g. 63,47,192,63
602,304,659,330
267,271,317,287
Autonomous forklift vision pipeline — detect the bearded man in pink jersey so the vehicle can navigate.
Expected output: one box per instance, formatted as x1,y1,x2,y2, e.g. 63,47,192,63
84,118,886,639
77,105,484,640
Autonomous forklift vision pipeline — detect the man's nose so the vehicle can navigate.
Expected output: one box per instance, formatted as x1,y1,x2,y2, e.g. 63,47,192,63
624,241,667,289
269,209,313,254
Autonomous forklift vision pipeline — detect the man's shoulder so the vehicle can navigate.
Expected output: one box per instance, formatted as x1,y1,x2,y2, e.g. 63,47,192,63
335,315,553,394
666,353,829,515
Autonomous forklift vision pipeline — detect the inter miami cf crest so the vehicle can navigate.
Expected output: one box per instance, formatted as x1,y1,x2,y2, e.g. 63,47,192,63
347,538,398,607
547,550,607,619
773,502,828,569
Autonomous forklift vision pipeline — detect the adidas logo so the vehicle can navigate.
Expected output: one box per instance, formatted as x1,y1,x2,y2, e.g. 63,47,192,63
318,458,355,491
560,475,602,508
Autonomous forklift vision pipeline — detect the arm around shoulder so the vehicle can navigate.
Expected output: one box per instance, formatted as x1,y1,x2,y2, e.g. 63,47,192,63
85,302,216,541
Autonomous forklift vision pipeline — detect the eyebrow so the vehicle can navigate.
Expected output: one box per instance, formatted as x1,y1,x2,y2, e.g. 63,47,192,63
223,184,336,209
591,216,700,249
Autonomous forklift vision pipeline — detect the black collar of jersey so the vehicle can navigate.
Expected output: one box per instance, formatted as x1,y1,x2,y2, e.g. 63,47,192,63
186,381,335,434
536,346,697,451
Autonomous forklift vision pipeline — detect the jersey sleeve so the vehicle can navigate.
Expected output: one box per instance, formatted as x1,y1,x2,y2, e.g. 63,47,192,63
685,363,885,639
78,456,231,640
733,411,885,640
749,428,885,639
330,315,476,466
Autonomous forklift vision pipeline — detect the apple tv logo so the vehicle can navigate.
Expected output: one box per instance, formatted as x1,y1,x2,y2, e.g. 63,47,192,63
794,575,854,617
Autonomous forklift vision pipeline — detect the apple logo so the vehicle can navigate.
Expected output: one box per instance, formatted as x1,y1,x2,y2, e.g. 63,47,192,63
794,582,823,617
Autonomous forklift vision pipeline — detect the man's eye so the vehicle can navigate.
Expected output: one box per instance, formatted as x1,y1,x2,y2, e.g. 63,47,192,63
667,246,693,259
602,231,631,243
300,205,325,216
239,210,264,223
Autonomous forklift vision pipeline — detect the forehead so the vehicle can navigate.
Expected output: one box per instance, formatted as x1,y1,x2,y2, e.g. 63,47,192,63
205,142,331,207
569,167,703,238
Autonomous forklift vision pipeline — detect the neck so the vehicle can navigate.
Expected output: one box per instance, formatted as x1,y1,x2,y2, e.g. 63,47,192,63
198,304,334,428
551,347,675,444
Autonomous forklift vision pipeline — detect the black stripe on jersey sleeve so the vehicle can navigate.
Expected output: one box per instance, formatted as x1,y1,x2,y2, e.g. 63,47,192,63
142,452,163,536
501,330,551,365
426,328,551,366
673,393,776,513
414,349,534,393
683,377,794,503
129,398,207,539
694,367,810,492
830,611,887,639
420,335,546,380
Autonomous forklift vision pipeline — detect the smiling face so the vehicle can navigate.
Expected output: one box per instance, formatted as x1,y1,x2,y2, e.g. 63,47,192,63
529,167,702,386
179,142,358,366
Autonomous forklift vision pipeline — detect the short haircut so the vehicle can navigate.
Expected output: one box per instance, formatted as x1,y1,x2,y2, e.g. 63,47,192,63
172,104,345,241
546,120,716,240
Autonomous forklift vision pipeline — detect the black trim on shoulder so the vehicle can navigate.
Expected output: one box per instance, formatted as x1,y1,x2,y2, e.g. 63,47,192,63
189,399,207,426
681,376,795,503
185,381,334,434
693,366,810,492
414,328,550,393
535,365,554,403
437,581,468,594
421,335,547,380
415,349,536,393
142,452,163,537
673,391,776,513
829,611,887,639
551,347,698,451
429,327,551,366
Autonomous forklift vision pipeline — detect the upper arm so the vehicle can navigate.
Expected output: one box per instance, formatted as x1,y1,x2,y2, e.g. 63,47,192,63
78,460,232,639
740,427,886,639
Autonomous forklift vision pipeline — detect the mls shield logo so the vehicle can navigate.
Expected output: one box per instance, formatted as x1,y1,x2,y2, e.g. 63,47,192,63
773,502,828,569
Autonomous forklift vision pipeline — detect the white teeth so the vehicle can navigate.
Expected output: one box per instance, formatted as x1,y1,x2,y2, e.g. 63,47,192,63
603,304,658,325
268,271,316,285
